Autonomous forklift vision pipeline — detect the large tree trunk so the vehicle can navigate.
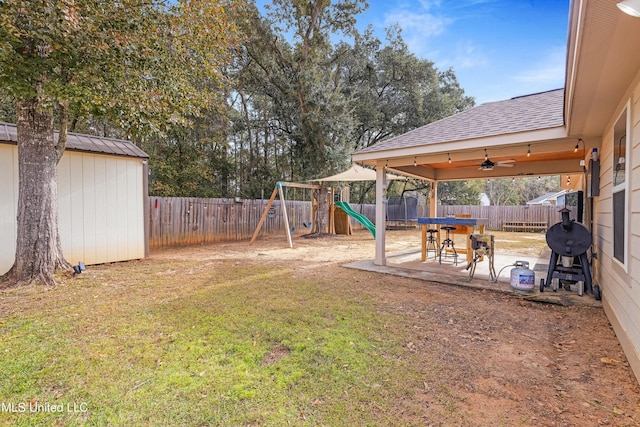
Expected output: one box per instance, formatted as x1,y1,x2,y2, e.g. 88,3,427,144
0,99,71,288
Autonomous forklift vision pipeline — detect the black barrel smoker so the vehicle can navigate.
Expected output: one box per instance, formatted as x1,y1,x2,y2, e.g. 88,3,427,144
540,207,600,299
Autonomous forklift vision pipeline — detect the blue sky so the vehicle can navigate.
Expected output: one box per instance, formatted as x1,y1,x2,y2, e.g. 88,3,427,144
257,0,570,105
363,0,570,104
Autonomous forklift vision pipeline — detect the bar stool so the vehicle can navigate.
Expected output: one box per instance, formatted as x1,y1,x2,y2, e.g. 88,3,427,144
425,229,438,259
439,226,458,265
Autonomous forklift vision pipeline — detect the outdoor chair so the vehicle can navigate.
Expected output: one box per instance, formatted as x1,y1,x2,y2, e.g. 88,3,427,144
425,229,438,259
439,226,458,265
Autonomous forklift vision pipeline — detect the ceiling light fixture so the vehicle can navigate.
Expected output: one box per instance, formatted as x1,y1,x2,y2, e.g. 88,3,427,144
413,156,417,167
527,144,531,157
484,148,488,161
447,153,451,164
617,0,640,17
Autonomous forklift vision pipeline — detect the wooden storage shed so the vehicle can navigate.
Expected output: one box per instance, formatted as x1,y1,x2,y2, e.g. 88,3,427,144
0,122,149,275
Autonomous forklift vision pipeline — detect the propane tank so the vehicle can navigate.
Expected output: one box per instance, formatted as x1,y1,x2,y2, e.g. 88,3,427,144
510,261,535,292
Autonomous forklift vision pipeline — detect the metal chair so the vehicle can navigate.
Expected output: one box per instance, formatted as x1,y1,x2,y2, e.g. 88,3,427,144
425,229,438,259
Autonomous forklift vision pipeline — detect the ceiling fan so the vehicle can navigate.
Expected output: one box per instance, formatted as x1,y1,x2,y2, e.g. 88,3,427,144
479,149,516,171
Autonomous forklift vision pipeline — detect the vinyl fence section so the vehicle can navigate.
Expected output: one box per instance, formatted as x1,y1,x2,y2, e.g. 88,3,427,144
149,197,564,248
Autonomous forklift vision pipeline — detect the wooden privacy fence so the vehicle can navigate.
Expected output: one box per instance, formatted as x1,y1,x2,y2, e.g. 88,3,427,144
149,197,568,248
149,197,314,248
433,205,566,231
352,204,564,231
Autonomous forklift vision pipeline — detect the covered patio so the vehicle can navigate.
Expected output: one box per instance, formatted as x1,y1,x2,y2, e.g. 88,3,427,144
351,88,591,267
344,228,600,307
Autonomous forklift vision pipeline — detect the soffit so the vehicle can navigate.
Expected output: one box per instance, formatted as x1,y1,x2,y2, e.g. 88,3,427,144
566,0,640,137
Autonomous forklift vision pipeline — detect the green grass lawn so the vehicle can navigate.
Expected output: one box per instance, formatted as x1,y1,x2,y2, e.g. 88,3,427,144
0,258,424,426
3,232,635,426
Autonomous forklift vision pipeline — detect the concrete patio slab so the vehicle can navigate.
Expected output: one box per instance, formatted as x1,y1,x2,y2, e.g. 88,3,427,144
344,246,602,307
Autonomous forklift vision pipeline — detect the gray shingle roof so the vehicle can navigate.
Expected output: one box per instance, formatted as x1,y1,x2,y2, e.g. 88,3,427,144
0,122,148,159
356,89,565,154
526,191,563,205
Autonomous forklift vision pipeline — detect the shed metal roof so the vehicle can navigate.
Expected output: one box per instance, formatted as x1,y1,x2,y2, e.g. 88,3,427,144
0,122,149,159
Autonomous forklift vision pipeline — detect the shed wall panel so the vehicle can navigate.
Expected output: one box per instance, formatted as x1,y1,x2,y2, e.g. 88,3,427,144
82,155,97,264
0,144,18,274
0,145,146,275
69,154,86,261
93,157,109,264
57,155,73,260
104,159,120,263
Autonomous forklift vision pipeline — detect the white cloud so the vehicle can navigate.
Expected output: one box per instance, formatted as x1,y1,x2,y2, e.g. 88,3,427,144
417,0,442,10
382,10,453,62
446,40,489,70
383,11,451,39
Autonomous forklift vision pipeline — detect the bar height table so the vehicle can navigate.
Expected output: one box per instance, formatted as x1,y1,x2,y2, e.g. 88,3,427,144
418,217,488,264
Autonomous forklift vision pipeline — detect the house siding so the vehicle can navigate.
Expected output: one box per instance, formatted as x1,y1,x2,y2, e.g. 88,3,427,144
1,146,146,274
594,74,640,382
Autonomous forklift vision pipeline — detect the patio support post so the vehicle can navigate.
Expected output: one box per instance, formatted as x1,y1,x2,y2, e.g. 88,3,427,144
375,164,386,265
430,181,438,217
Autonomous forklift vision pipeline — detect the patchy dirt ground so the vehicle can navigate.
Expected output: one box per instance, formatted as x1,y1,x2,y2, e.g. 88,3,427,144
152,229,640,426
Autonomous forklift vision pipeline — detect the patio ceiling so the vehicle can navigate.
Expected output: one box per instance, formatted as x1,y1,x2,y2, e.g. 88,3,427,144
388,139,585,181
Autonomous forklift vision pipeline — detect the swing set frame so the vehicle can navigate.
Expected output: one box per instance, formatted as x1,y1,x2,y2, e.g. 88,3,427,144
250,181,321,248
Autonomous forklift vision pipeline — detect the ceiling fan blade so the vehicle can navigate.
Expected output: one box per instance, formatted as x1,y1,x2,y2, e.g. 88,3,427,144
496,163,515,167
498,159,516,164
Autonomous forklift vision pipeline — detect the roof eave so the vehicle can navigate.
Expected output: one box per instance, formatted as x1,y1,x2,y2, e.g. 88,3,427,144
352,126,568,165
0,122,149,159
564,0,640,137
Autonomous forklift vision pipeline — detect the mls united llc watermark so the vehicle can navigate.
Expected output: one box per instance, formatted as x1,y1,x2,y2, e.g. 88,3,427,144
1,401,88,413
